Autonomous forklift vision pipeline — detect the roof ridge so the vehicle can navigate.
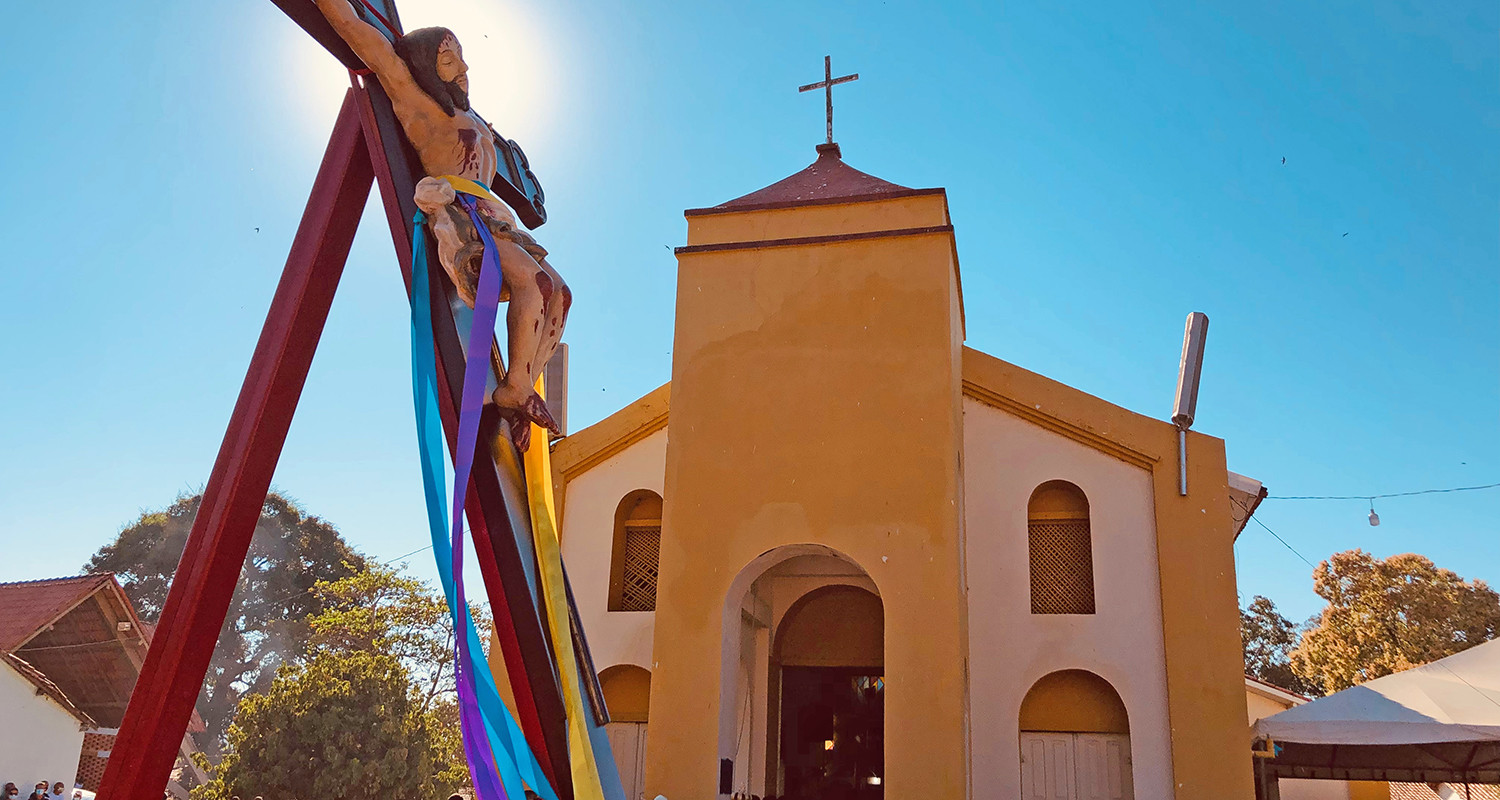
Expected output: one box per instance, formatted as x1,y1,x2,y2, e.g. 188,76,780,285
0,572,113,589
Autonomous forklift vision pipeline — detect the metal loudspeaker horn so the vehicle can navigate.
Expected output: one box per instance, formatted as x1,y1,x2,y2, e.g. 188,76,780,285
1172,312,1209,495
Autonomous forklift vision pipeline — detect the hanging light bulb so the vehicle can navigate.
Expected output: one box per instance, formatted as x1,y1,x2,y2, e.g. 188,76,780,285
1368,501,1380,527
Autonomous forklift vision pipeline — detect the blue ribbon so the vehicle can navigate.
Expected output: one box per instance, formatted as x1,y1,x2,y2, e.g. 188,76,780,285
410,209,558,800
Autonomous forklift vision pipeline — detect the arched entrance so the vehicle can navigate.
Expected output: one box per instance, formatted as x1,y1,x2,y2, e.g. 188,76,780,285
774,585,884,800
715,545,882,799
600,665,651,800
1019,669,1133,800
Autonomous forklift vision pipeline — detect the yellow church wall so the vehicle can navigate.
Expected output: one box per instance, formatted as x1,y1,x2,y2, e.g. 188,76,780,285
1347,782,1391,800
963,348,1254,800
650,197,968,800
963,395,1176,797
683,190,949,246
1247,687,1293,725
554,426,668,675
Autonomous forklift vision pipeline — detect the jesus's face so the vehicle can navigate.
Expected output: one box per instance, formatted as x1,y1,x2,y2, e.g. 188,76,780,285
435,35,469,96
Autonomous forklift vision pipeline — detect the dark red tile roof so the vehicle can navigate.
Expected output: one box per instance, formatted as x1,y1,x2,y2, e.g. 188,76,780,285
0,574,114,652
704,143,913,212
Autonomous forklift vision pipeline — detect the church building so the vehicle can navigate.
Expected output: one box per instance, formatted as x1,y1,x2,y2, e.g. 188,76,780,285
548,141,1266,800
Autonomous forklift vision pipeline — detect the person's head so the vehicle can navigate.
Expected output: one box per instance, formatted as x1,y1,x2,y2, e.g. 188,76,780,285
33,785,45,794
396,27,470,116
3,784,16,797
51,785,63,795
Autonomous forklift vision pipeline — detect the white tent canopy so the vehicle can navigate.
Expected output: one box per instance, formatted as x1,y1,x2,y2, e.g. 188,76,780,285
1254,638,1500,746
1252,639,1500,785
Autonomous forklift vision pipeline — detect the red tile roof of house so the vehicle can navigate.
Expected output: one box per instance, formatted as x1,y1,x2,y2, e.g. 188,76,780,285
0,574,115,652
1390,783,1499,800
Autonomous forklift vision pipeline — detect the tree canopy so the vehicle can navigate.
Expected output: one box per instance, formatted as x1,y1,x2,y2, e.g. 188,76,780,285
1291,549,1500,695
1241,594,1318,697
85,491,368,753
307,563,490,713
190,649,463,799
192,566,472,799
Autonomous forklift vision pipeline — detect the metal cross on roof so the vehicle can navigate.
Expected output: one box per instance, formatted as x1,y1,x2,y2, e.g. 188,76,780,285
799,55,859,145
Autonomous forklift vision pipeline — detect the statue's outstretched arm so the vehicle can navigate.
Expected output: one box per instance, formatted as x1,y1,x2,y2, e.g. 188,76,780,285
314,0,438,121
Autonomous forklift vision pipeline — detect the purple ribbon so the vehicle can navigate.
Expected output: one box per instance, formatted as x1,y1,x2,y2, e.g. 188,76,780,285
451,193,509,800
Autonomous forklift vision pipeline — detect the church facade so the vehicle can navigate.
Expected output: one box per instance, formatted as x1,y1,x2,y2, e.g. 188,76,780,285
549,144,1264,800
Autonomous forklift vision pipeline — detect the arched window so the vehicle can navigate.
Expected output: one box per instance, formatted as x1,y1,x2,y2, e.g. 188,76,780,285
609,490,662,612
1028,480,1095,614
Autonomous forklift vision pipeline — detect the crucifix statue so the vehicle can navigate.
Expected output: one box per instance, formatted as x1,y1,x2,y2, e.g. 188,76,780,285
798,55,858,144
96,1,618,796
315,0,567,450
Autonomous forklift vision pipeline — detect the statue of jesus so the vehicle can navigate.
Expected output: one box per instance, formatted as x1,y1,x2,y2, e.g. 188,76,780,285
316,0,567,450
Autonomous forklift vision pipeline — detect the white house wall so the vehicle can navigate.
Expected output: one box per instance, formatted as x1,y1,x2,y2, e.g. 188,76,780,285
962,397,1174,798
0,661,85,790
560,427,668,673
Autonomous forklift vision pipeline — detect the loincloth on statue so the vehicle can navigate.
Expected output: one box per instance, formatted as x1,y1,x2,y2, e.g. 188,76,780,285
418,175,548,307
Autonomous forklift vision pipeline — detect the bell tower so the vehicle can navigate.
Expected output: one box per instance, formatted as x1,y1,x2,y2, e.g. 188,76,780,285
646,141,970,799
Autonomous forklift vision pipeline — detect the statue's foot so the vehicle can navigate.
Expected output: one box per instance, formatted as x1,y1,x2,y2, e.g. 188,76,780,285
501,411,531,453
491,383,560,447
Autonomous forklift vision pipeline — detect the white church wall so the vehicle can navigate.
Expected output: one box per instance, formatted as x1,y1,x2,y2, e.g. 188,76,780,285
962,397,1174,798
558,427,668,674
0,660,85,791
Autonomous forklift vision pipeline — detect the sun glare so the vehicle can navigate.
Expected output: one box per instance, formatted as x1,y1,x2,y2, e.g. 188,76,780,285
400,0,561,144
279,26,356,139
275,0,562,151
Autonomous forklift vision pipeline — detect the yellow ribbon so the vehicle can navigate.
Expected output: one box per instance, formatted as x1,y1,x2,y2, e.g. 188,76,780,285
523,375,605,800
437,174,508,207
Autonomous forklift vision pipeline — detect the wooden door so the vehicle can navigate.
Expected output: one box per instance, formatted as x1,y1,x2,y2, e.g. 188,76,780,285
606,722,648,800
1020,732,1076,800
1020,732,1132,800
1074,733,1132,800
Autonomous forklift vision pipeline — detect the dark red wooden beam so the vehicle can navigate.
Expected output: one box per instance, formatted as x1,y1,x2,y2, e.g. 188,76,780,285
97,90,373,799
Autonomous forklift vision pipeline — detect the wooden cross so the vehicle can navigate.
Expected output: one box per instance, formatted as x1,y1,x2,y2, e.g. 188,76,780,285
799,55,858,145
95,2,601,797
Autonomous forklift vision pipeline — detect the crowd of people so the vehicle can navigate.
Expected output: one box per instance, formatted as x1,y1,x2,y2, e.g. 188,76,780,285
1,782,83,800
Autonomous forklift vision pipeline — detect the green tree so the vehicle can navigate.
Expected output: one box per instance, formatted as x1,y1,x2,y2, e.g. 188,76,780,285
307,564,484,792
85,491,368,753
307,563,490,712
1240,595,1317,696
190,649,464,799
1291,549,1500,694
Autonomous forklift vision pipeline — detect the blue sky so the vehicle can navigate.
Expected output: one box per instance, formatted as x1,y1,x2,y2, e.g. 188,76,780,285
0,0,1494,624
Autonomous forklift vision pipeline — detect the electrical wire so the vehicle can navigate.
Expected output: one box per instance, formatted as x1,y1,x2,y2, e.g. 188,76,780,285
1269,481,1500,501
1248,515,1317,570
213,542,438,615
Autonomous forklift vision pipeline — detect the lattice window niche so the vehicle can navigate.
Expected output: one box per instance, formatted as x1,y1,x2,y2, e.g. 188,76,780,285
1027,480,1096,615
609,490,663,612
